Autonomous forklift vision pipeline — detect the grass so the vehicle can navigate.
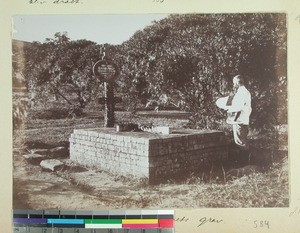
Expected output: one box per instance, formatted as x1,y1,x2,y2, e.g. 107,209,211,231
192,157,288,208
13,101,289,208
108,157,288,208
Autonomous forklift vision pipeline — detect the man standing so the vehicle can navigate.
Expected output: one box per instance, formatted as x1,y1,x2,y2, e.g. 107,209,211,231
216,75,252,150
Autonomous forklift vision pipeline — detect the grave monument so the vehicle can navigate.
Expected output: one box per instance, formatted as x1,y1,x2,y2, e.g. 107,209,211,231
93,45,119,127
69,46,229,184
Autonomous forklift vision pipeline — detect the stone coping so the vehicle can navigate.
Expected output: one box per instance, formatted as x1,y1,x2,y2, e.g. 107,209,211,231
73,127,223,139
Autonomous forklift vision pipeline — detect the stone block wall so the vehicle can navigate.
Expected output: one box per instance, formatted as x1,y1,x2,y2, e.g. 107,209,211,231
69,128,228,184
69,129,150,178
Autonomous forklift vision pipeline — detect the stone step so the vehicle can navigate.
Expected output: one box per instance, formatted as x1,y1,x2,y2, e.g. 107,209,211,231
40,159,64,171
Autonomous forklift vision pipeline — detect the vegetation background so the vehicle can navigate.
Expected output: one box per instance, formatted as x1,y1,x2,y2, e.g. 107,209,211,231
13,14,287,132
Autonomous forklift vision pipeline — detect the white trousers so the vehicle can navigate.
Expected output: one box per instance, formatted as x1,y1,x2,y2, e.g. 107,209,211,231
232,124,249,149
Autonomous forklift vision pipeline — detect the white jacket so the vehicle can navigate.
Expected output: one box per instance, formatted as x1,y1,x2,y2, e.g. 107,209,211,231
216,86,252,125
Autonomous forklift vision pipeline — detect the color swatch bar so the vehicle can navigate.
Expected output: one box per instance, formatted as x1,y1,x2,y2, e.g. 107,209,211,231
47,219,84,224
85,224,123,229
122,219,158,224
85,219,122,224
159,219,174,228
122,219,159,229
13,209,174,230
13,218,47,224
84,219,122,229
123,224,158,229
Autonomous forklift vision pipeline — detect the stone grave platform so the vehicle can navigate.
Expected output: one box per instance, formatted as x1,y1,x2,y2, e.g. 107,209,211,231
69,128,229,184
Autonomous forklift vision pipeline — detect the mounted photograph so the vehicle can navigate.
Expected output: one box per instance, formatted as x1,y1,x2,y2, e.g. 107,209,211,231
12,13,288,209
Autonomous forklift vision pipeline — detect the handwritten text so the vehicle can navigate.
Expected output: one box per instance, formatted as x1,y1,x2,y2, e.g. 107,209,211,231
29,0,81,4
197,217,223,227
174,216,190,222
152,0,165,3
253,220,270,229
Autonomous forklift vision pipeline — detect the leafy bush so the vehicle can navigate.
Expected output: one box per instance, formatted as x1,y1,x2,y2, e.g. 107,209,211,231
13,34,102,111
118,13,287,131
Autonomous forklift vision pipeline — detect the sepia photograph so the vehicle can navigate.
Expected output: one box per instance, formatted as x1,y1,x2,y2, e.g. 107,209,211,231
12,13,288,210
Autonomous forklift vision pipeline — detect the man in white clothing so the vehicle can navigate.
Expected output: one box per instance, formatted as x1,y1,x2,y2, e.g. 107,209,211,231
216,75,252,149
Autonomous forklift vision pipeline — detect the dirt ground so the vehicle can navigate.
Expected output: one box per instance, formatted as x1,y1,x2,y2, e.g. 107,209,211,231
13,110,289,209
13,148,213,209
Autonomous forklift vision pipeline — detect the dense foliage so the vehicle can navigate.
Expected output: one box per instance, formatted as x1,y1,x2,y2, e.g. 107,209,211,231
14,33,102,112
13,14,287,131
119,14,287,130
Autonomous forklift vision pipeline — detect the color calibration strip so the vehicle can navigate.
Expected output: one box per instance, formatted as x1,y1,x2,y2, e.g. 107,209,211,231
13,210,174,233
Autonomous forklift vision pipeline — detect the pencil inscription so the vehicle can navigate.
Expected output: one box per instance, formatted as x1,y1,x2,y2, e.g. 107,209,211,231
29,0,46,4
174,216,190,222
53,0,80,4
29,0,82,4
152,0,165,2
197,217,223,227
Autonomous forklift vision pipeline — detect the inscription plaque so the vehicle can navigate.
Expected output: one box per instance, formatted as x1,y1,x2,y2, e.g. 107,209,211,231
93,60,119,83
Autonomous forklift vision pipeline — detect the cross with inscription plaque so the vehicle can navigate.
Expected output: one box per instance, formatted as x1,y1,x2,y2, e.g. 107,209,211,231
93,45,119,127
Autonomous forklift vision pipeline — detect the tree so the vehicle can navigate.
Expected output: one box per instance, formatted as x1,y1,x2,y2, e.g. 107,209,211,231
119,13,287,130
19,33,103,115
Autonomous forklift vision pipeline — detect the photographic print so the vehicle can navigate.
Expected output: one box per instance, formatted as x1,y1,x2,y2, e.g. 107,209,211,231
12,13,288,210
